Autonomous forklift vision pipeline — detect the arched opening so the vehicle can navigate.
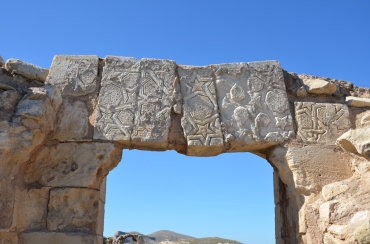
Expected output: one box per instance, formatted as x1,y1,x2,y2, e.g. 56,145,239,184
104,150,275,244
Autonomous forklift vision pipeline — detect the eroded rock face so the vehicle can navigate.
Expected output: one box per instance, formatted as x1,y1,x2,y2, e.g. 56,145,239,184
0,55,370,243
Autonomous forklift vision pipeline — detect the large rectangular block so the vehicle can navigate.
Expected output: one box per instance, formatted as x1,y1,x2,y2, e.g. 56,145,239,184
191,61,293,153
47,188,100,233
295,102,351,144
94,56,176,149
25,143,121,189
13,188,49,231
46,55,99,96
288,145,352,190
178,66,224,156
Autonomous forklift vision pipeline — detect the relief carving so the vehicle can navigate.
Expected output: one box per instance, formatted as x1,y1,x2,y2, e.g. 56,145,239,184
295,102,351,144
94,57,176,149
212,61,294,151
46,55,98,96
178,66,223,156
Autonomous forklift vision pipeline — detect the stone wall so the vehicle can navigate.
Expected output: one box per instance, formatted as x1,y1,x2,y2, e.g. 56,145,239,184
0,55,369,243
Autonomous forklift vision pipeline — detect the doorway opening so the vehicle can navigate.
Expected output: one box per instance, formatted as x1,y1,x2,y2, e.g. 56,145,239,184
104,150,275,244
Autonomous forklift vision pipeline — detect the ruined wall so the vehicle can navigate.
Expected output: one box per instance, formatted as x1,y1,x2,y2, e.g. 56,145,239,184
0,55,369,244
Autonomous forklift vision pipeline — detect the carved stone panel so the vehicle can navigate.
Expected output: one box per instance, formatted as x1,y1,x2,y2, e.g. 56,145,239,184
46,55,98,96
212,61,294,152
178,66,223,156
94,56,176,149
295,102,351,144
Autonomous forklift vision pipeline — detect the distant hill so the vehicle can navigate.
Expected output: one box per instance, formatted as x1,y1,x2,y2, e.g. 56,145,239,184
109,230,242,244
147,230,195,242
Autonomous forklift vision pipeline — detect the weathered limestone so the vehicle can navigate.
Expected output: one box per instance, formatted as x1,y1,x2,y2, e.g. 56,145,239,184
25,143,121,189
47,188,100,233
269,145,352,193
52,100,89,140
354,219,370,243
5,58,49,82
302,78,337,95
46,55,99,96
328,225,347,240
0,232,18,244
94,56,176,149
323,233,344,244
0,56,4,66
295,102,351,144
320,200,338,226
337,127,370,158
346,96,370,107
1,55,370,243
322,181,349,201
12,188,49,231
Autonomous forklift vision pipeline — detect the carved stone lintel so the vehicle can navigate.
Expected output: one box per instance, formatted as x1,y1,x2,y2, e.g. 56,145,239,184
178,65,224,156
94,56,176,149
212,61,294,152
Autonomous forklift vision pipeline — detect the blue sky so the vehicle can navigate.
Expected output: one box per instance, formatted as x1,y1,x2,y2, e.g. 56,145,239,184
1,1,370,243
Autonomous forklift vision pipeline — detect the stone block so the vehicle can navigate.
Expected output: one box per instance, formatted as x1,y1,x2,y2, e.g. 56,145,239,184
0,56,4,66
25,143,122,189
47,188,100,233
5,58,49,82
94,56,176,149
13,188,49,231
19,232,99,244
270,145,353,193
177,65,223,156
337,127,370,158
0,232,18,244
46,55,99,96
295,102,351,144
346,96,370,107
211,61,294,152
322,181,349,201
52,100,89,141
302,78,337,95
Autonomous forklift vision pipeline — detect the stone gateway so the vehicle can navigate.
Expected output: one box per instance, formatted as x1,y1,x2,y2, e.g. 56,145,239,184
0,55,370,244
